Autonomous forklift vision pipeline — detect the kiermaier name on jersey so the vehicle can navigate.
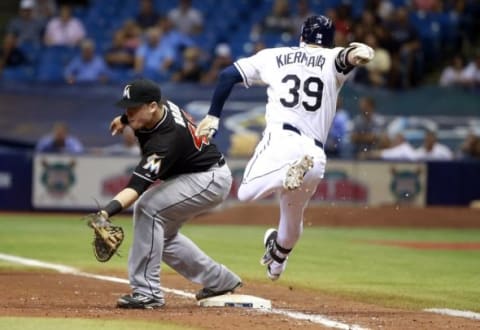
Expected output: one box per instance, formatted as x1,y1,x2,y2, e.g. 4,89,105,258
276,51,326,69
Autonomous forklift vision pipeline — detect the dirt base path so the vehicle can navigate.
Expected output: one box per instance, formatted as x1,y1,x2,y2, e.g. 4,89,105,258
1,206,479,329
0,271,477,330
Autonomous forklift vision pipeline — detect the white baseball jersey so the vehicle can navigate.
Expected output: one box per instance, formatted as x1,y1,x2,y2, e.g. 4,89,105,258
234,44,353,144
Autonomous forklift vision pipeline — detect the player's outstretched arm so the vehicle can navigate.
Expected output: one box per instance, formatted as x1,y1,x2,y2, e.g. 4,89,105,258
195,65,243,139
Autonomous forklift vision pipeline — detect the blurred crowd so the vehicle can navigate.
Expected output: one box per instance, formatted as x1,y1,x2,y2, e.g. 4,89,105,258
0,0,233,84
37,95,480,161
2,0,479,161
324,95,480,161
0,0,479,90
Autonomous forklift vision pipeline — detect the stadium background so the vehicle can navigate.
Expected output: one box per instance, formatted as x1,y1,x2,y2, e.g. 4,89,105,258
1,1,480,329
0,0,479,210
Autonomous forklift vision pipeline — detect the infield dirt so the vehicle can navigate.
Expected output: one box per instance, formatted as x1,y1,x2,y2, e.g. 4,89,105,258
1,205,479,329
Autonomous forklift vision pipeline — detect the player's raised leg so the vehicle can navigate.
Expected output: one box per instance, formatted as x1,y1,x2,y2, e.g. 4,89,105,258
283,155,314,190
261,177,320,280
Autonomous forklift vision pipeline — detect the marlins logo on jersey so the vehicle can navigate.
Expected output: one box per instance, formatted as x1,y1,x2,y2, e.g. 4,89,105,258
143,153,162,176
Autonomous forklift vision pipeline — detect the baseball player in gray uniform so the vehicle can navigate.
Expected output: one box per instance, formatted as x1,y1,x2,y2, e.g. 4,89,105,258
99,79,241,309
196,16,374,281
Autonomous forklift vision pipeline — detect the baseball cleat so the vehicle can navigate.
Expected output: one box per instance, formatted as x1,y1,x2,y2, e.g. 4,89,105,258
261,228,290,281
195,281,242,301
283,155,314,190
266,262,287,281
116,292,165,309
260,228,277,265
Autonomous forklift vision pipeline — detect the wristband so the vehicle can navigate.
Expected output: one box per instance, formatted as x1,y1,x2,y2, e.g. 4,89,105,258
103,199,123,217
120,114,129,125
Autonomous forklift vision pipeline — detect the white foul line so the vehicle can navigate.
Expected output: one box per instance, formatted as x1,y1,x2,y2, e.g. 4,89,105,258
0,253,194,299
424,308,480,321
0,253,367,329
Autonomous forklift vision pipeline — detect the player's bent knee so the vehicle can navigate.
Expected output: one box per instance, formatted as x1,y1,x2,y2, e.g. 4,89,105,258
237,186,254,202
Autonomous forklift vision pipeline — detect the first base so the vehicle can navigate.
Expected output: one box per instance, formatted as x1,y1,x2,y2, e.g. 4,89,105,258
198,294,271,309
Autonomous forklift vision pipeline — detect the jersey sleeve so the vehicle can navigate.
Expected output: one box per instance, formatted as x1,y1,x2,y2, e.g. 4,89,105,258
332,47,355,84
127,142,177,194
234,50,267,88
126,152,164,194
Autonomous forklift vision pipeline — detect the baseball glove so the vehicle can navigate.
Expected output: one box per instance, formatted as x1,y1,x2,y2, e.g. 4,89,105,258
85,212,124,262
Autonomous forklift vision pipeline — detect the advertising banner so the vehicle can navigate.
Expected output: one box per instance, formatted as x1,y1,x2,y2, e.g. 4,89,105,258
226,159,426,207
32,154,138,209
32,155,426,210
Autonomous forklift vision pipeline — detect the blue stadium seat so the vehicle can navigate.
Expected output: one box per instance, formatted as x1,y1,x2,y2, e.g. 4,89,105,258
390,0,409,7
18,42,42,65
35,46,78,83
410,11,442,65
1,67,35,82
109,68,136,84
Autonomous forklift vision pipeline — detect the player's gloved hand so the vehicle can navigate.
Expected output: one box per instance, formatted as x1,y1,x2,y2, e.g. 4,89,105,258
88,210,110,228
85,210,124,262
348,42,375,66
195,115,219,140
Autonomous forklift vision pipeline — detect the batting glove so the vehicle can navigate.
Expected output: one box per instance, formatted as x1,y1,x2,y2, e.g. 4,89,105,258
195,115,219,139
348,42,375,66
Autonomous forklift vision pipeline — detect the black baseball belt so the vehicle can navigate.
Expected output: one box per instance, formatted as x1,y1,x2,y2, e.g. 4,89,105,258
282,123,324,149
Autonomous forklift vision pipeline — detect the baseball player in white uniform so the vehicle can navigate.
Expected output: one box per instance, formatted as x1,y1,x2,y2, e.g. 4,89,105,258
196,15,375,280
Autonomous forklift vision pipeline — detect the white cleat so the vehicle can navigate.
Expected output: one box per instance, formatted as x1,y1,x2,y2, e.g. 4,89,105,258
266,262,287,281
283,155,314,190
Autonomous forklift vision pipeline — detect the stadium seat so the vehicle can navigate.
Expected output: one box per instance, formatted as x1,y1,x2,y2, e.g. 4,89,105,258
1,67,35,82
35,46,78,83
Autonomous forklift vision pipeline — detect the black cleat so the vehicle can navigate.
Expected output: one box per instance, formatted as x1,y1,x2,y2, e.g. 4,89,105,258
260,228,277,265
195,282,242,301
116,292,165,309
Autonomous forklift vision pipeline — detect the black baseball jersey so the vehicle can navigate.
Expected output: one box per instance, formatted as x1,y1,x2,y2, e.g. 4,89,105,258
126,100,223,195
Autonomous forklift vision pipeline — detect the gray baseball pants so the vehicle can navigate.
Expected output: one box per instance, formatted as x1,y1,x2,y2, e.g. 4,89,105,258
128,162,240,301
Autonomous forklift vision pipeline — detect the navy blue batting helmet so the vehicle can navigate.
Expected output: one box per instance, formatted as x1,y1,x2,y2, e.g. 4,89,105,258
301,15,335,48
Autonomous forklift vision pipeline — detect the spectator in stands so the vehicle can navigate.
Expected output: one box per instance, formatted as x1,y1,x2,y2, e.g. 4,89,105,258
64,39,109,84
157,15,194,61
44,4,86,47
134,27,174,80
251,0,295,39
325,97,350,158
171,46,204,83
413,0,438,11
326,5,352,41
354,9,380,39
32,0,57,23
415,130,453,160
364,133,417,161
36,121,84,154
354,33,391,87
91,126,140,156
0,34,29,72
118,20,142,51
471,136,480,160
461,52,480,91
439,54,466,87
136,0,160,30
456,132,480,160
201,43,233,84
6,0,45,46
105,31,135,70
167,0,204,36
386,7,422,87
375,0,395,21
292,0,314,35
350,96,385,158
